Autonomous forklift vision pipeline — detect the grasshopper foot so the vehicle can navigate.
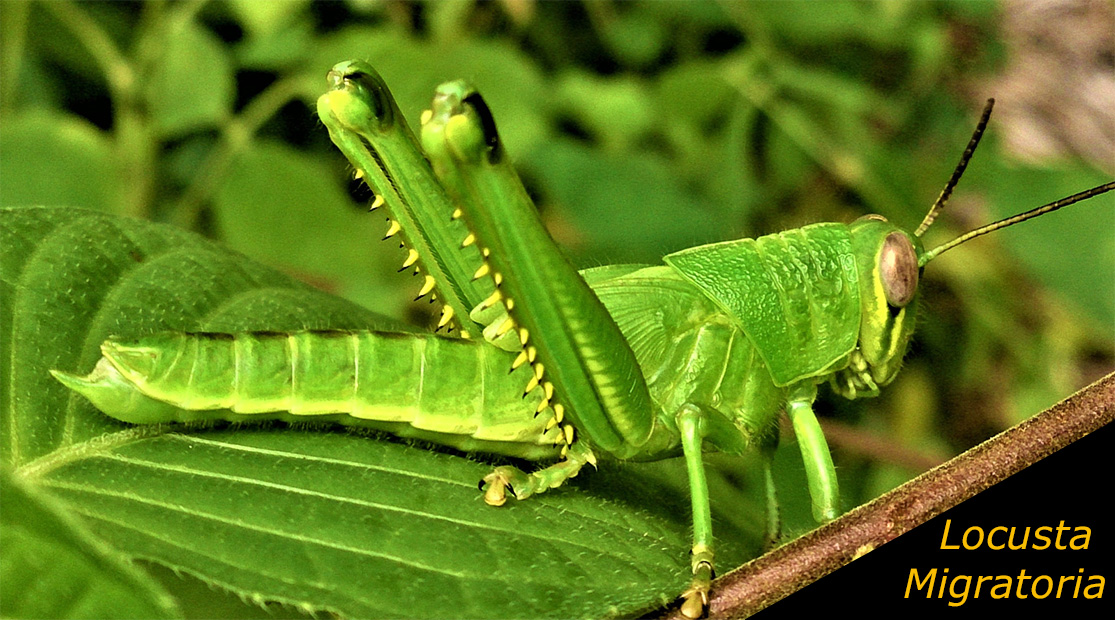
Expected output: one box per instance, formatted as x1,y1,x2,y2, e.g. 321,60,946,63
679,549,714,618
480,466,532,506
679,586,708,620
480,443,595,507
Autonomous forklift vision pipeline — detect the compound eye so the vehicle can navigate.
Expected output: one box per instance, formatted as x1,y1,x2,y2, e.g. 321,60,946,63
879,232,918,307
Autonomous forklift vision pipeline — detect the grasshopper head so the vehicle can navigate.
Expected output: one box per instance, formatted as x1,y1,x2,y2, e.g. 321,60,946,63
834,99,1114,399
835,217,923,399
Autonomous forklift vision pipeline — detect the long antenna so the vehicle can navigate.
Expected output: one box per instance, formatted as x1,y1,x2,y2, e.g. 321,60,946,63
914,99,996,237
919,182,1115,266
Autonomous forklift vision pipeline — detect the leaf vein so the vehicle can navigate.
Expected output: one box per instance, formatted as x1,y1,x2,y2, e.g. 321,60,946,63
90,451,633,555
165,433,469,486
42,479,471,578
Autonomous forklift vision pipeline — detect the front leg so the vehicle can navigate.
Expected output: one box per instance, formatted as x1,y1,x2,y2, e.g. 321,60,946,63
786,383,840,522
676,404,714,619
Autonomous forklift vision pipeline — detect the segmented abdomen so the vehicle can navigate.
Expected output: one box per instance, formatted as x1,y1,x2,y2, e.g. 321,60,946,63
110,330,560,454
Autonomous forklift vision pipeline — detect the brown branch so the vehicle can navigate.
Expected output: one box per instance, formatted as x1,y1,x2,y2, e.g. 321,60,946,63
817,418,948,471
651,371,1115,620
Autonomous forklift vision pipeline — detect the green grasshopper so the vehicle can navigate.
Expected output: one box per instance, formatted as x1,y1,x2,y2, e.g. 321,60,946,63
53,60,1114,617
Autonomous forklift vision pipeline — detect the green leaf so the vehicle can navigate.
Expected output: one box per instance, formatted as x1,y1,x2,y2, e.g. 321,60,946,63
594,7,669,68
741,0,913,46
29,430,743,619
144,21,234,138
0,468,181,619
523,139,732,265
555,71,656,152
228,0,311,39
229,0,314,70
0,110,118,212
211,140,411,318
982,162,1115,329
2,207,764,619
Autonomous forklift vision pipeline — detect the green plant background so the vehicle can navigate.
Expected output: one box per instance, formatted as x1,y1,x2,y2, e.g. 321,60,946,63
2,1,1112,618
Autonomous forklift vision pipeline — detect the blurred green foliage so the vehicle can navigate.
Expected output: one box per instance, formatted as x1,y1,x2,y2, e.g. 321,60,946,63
2,0,1112,617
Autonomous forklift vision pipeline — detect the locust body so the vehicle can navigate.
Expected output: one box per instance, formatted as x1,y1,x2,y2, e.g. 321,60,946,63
53,61,1114,618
